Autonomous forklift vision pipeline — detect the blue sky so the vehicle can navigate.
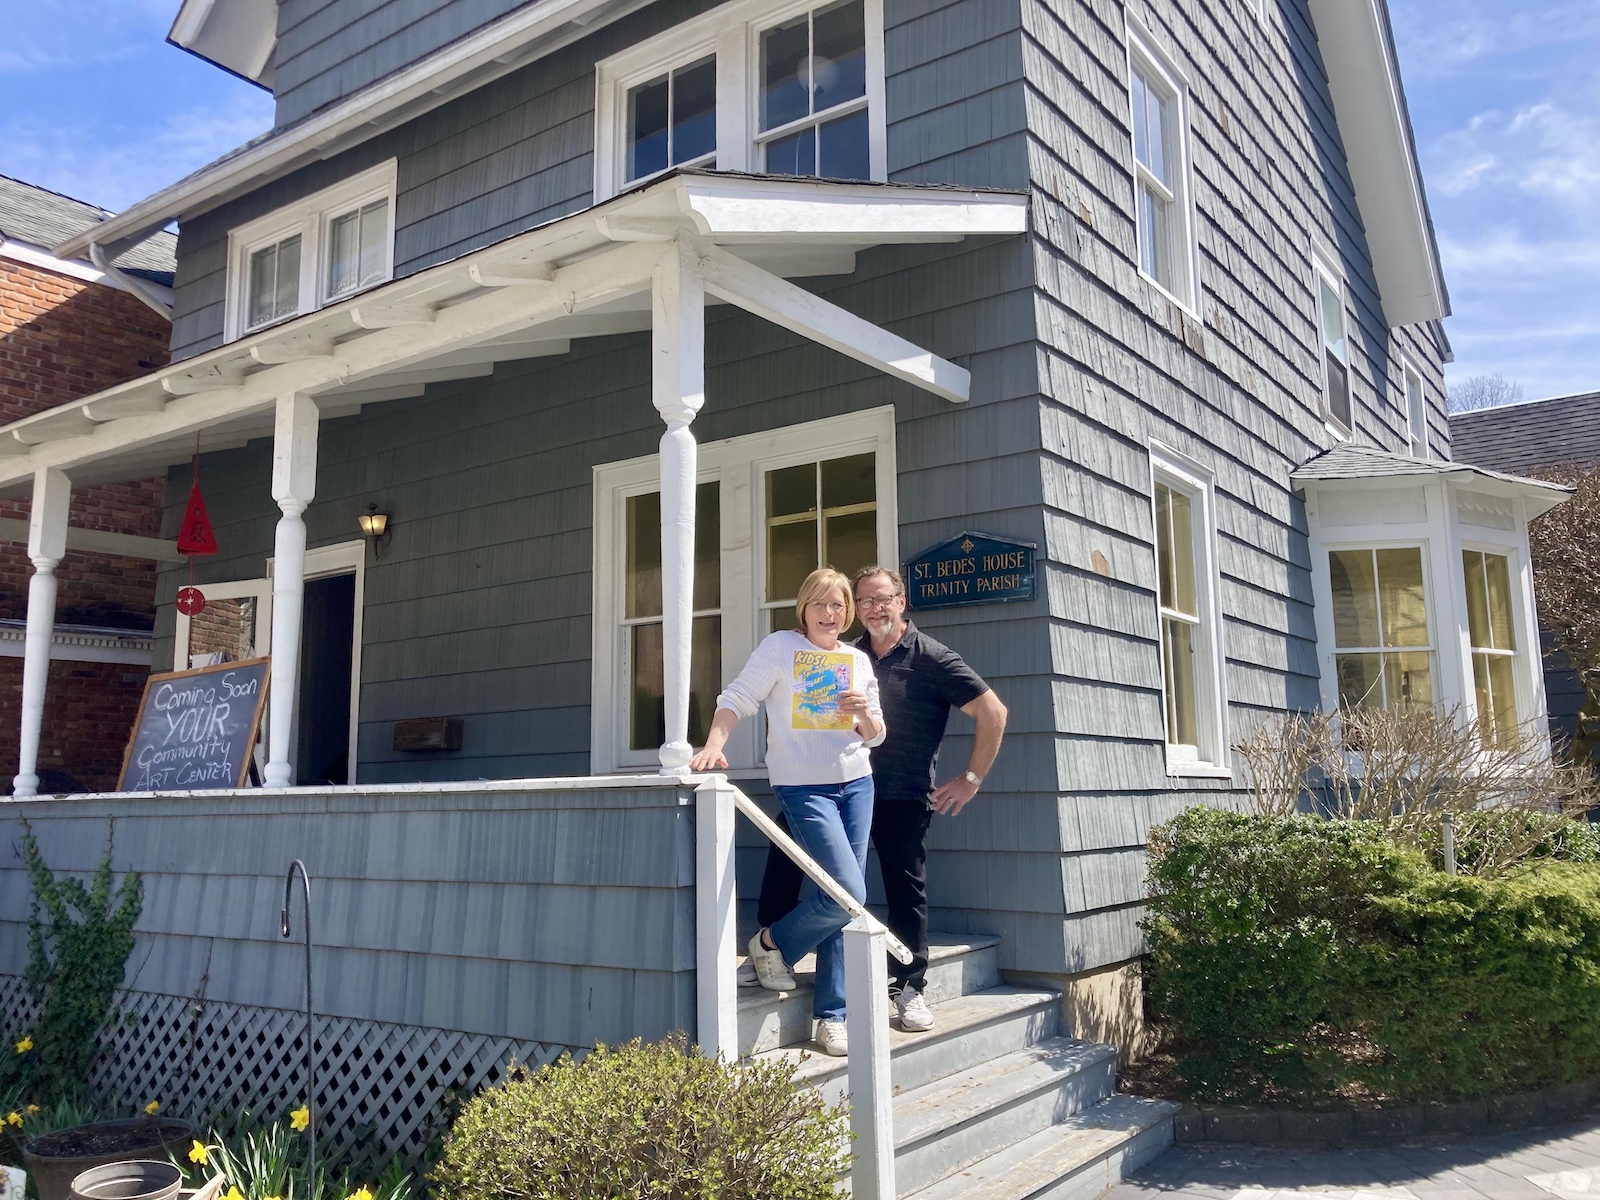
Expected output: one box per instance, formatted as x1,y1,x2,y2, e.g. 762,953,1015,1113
0,1,1593,402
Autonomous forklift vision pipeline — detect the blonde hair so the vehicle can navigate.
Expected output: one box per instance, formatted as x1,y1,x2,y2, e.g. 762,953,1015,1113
793,568,855,632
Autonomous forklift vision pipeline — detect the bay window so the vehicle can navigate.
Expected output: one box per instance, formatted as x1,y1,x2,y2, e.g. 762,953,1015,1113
594,0,886,201
1327,546,1433,711
1463,548,1520,748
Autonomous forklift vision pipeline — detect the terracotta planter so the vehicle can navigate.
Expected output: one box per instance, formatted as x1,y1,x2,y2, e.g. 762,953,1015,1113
23,1120,195,1200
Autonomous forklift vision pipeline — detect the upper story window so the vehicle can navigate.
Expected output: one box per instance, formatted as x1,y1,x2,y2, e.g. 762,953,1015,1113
1126,24,1196,308
1328,546,1432,712
1314,247,1352,431
1150,448,1228,776
595,0,886,202
226,161,397,342
1403,359,1428,458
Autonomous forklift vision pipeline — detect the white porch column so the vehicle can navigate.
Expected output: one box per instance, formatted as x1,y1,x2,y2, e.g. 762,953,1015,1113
12,468,71,798
844,918,897,1200
264,394,319,788
694,777,739,1058
652,240,706,772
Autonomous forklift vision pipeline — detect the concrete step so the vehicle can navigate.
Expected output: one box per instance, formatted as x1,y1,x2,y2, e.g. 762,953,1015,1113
758,986,1063,1108
904,1093,1178,1200
890,1036,1119,1196
738,933,1001,1056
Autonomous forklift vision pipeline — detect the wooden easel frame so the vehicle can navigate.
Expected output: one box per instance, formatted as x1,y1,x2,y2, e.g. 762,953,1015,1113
116,656,272,791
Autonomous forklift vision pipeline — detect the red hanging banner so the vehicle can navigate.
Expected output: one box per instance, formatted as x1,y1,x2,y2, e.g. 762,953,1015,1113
176,474,218,556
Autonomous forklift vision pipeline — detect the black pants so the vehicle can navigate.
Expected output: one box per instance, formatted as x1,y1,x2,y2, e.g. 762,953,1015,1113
757,792,934,994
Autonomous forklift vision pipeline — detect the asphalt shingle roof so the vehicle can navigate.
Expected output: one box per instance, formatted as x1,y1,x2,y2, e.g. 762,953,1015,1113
1449,391,1600,476
0,174,177,284
1291,443,1570,498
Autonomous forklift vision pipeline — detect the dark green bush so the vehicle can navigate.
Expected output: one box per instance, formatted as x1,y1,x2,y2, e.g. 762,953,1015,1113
1145,807,1600,1104
430,1035,847,1200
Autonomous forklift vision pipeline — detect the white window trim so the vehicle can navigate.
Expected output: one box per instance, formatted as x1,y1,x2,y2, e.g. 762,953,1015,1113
591,406,897,774
1320,540,1439,714
594,0,887,202
266,539,367,785
225,160,398,343
1125,15,1200,315
1312,241,1353,437
1458,540,1535,749
1148,443,1229,778
1402,355,1429,459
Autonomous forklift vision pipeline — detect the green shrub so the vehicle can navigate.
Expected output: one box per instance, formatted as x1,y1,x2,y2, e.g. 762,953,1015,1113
1145,807,1600,1104
430,1035,847,1200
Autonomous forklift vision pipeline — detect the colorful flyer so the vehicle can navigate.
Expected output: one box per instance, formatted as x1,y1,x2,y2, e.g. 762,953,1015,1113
791,650,854,731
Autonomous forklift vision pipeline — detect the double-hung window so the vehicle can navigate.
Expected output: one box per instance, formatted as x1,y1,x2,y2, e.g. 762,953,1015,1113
1127,26,1196,307
1150,450,1227,773
592,408,895,771
1403,360,1428,458
1463,548,1520,748
1314,249,1352,430
226,161,397,341
1327,547,1433,711
594,0,886,201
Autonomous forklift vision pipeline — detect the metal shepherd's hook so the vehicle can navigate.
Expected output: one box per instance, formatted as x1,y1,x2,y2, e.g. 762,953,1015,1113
281,860,315,1190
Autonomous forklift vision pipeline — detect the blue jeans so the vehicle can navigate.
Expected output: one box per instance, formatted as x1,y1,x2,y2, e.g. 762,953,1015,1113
767,776,874,1021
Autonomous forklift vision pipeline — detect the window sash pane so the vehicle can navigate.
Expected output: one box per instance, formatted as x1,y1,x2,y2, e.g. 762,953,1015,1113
1329,549,1381,648
629,616,722,751
1324,349,1350,427
1132,68,1170,185
248,235,301,328
357,200,388,288
812,0,867,112
818,108,870,180
1463,549,1490,649
1472,651,1518,749
1484,553,1516,652
1137,182,1170,286
672,56,718,166
1405,371,1425,445
627,74,671,181
1319,276,1346,356
628,483,719,618
1162,616,1198,747
1374,547,1427,647
761,12,811,132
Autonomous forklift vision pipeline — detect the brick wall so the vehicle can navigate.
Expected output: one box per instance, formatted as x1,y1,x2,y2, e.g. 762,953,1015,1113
0,256,172,789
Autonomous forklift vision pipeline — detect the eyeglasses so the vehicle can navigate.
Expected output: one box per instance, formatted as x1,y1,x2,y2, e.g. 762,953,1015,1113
806,601,848,614
855,594,903,610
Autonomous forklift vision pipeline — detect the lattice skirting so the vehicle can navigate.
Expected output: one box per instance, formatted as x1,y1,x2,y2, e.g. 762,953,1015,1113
0,975,569,1171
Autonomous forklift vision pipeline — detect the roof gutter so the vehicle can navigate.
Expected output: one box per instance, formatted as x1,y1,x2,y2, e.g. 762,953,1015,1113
54,0,649,261
88,243,174,321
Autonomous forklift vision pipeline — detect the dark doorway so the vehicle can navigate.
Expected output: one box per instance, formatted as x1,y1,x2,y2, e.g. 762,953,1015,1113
296,572,356,786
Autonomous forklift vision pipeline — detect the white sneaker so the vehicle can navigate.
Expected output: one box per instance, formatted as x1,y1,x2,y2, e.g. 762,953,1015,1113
748,930,796,991
815,1018,848,1057
896,988,934,1032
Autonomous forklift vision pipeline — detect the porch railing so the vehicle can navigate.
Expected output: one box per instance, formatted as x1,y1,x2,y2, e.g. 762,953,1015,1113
694,776,910,1200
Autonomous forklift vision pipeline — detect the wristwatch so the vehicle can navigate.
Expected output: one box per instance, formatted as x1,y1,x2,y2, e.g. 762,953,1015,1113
963,770,982,787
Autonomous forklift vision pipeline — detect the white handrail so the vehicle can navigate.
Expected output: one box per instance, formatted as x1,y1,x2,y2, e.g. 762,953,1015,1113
727,783,913,964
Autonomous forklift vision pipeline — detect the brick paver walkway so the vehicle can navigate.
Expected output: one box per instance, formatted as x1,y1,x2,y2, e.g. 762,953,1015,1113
1108,1114,1600,1200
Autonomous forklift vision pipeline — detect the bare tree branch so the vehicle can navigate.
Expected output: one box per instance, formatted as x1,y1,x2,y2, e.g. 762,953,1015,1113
1447,373,1523,413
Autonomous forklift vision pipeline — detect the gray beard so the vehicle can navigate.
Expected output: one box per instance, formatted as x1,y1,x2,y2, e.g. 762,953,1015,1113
865,617,896,639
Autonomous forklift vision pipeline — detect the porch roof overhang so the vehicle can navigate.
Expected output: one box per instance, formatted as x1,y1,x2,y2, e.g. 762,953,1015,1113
0,172,1027,495
1292,444,1572,520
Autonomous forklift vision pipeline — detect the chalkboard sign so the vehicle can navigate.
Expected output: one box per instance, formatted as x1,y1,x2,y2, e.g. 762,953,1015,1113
905,531,1037,610
117,657,271,792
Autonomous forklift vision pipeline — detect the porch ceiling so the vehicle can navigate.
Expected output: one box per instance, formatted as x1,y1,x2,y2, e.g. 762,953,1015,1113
0,172,1026,493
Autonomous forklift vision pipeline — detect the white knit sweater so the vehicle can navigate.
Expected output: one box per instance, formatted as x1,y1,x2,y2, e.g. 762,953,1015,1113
715,630,886,786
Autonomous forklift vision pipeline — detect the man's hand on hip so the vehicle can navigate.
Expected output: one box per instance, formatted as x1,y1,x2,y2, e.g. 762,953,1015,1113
930,775,980,816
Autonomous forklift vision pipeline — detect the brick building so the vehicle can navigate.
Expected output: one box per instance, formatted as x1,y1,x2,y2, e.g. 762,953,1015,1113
0,176,179,791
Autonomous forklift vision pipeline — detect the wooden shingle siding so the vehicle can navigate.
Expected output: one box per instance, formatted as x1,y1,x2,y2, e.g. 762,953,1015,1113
0,787,694,1049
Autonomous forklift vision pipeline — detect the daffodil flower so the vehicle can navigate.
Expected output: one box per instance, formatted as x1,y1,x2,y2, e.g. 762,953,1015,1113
5,1113,22,1128
349,1186,373,1200
290,1105,310,1132
25,1105,38,1115
13,1038,31,1054
144,1101,161,1116
188,1141,209,1165
223,1185,244,1200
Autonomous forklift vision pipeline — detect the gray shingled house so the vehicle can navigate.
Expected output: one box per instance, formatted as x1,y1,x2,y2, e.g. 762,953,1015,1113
0,1,1572,1195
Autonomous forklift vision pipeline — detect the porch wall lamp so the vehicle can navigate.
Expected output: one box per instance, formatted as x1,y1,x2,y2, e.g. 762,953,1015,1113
359,504,391,558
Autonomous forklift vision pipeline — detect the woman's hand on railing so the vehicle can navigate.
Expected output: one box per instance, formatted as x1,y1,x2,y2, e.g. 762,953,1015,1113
689,709,738,771
688,744,729,771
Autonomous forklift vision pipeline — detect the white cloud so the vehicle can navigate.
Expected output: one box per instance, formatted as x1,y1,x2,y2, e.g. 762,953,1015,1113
0,0,175,74
0,90,272,212
1430,102,1600,211
1391,1,1600,77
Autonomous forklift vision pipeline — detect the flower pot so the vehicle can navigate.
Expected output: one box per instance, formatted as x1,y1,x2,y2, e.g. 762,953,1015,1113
23,1120,194,1200
70,1160,183,1200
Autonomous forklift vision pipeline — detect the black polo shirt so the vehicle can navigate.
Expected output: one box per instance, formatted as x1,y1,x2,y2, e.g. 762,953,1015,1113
856,621,989,801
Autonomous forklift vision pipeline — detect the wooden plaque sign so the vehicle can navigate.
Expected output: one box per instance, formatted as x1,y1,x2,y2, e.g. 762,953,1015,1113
904,531,1037,611
117,657,270,792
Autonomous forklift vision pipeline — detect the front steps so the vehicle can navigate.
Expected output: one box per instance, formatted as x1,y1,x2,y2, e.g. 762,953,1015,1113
741,934,1174,1200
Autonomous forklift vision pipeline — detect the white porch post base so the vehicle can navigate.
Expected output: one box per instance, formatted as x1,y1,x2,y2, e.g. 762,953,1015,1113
13,561,61,797
844,918,896,1200
694,777,738,1058
263,394,319,789
652,240,706,773
12,468,71,799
